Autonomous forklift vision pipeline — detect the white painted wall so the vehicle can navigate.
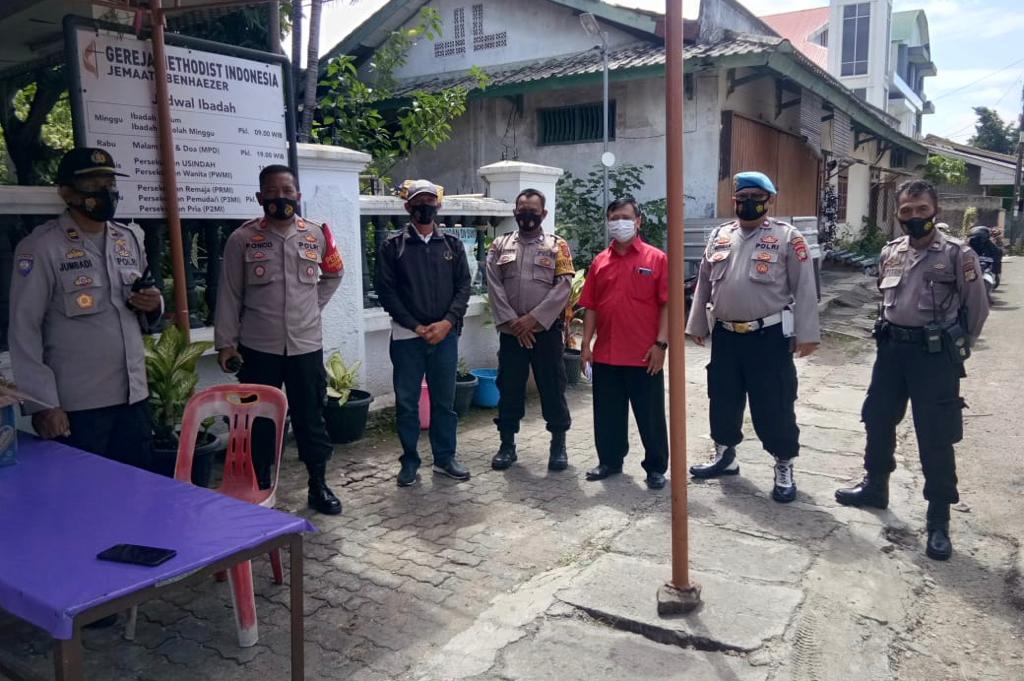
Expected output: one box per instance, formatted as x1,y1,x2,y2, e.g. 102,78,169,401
390,72,724,218
387,0,640,81
827,0,893,109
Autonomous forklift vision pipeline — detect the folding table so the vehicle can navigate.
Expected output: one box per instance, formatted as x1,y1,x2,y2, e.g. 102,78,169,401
0,435,314,681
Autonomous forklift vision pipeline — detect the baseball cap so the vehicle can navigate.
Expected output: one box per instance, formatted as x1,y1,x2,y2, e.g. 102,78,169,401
57,148,128,185
733,171,777,195
399,179,444,202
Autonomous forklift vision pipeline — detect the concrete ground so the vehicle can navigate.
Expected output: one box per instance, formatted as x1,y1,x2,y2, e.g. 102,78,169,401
1,262,1021,681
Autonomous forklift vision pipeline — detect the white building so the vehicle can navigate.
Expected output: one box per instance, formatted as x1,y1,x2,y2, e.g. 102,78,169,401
326,0,927,239
762,2,936,140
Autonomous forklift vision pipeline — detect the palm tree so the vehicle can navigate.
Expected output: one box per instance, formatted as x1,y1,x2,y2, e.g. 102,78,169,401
299,0,324,142
290,0,303,117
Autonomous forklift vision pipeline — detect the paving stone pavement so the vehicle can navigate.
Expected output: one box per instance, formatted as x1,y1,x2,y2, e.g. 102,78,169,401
2,268,1021,680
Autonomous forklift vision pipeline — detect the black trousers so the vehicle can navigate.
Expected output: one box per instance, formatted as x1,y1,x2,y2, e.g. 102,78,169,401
862,335,963,504
495,324,571,434
591,363,668,474
62,400,153,472
708,323,800,459
238,346,333,477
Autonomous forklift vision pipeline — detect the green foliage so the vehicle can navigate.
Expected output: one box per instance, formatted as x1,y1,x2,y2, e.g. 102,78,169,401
313,8,488,185
968,106,1018,155
0,84,73,185
563,269,588,349
143,325,214,447
924,154,967,186
325,351,361,404
555,163,666,271
962,207,978,238
837,216,888,255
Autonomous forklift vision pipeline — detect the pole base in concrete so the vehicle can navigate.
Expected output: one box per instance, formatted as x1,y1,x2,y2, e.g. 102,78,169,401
656,581,702,616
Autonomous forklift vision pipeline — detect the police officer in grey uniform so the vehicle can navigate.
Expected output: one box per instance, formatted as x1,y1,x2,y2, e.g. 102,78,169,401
215,164,344,515
9,148,163,469
685,171,820,503
486,188,574,471
836,179,988,561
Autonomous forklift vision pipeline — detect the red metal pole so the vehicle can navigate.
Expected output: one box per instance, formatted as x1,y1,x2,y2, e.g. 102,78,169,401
149,0,191,337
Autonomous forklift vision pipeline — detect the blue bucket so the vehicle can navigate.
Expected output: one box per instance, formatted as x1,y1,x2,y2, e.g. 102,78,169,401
470,369,500,408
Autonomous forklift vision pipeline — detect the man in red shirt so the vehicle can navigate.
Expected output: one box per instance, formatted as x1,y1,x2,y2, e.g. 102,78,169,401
579,197,669,490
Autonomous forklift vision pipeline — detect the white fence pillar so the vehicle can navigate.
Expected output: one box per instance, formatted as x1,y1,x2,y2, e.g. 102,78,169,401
297,143,371,380
479,161,564,233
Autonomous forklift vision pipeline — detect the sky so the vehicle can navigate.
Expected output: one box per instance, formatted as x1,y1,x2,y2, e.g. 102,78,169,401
304,0,1024,144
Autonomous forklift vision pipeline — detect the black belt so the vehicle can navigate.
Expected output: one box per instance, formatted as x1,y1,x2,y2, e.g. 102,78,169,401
883,323,926,343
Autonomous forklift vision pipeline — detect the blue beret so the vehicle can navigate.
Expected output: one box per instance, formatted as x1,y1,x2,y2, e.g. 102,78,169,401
733,171,777,195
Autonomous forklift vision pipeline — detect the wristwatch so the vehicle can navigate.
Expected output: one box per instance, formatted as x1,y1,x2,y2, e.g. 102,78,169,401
655,341,668,350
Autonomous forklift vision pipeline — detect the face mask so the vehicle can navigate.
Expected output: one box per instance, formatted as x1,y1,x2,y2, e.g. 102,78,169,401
70,187,119,222
899,215,935,239
410,203,438,225
262,196,298,220
515,210,543,231
735,197,769,222
608,219,637,243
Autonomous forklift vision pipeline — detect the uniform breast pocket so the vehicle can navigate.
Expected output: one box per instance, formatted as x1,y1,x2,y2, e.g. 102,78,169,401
748,250,780,284
497,252,518,278
532,253,556,283
918,272,956,310
297,245,321,285
708,251,731,281
879,273,901,308
59,270,102,318
245,251,279,285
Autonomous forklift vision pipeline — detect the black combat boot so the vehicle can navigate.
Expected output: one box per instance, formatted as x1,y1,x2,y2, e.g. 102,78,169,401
926,502,952,561
491,431,518,470
834,472,889,509
548,431,568,471
307,462,342,515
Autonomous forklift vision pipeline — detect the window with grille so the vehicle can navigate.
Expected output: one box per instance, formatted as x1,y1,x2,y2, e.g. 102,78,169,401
841,3,870,76
537,101,616,146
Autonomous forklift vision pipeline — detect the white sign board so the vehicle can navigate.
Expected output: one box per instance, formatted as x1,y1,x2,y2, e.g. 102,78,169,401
69,26,289,219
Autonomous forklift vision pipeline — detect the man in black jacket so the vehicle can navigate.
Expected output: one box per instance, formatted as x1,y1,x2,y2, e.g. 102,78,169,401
375,180,472,487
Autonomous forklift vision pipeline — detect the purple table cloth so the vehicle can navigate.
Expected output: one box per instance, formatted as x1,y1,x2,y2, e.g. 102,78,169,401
0,435,315,640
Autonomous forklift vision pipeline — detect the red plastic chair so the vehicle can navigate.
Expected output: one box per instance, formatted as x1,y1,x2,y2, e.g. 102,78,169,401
175,384,289,648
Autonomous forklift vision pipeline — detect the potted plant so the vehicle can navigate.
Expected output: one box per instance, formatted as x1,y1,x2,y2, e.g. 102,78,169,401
144,324,222,485
562,270,587,384
323,351,374,444
454,359,479,418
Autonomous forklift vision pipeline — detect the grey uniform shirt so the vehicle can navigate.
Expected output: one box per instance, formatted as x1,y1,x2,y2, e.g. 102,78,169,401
685,218,820,344
486,231,574,332
214,216,343,356
878,231,989,342
9,212,152,413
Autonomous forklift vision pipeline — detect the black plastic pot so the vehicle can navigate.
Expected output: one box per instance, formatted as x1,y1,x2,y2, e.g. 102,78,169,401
563,348,582,385
152,431,223,487
324,389,374,444
454,374,479,418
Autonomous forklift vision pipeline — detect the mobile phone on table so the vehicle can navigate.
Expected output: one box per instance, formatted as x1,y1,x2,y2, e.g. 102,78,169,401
97,544,177,567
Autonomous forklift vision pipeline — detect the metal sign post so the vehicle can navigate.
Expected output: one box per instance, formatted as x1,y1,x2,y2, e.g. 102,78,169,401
657,0,702,616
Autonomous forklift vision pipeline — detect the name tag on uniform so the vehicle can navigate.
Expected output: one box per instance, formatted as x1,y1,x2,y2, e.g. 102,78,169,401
636,267,653,276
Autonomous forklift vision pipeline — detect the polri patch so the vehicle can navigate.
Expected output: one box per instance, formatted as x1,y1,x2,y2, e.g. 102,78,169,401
76,293,94,310
17,254,33,276
73,275,93,288
755,262,770,274
306,265,316,278
66,248,86,259
254,265,266,278
760,235,779,244
710,252,729,262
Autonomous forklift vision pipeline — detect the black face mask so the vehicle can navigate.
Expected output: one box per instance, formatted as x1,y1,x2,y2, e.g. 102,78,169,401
410,203,438,225
514,210,543,231
70,187,119,222
899,215,935,239
735,197,769,222
262,197,298,220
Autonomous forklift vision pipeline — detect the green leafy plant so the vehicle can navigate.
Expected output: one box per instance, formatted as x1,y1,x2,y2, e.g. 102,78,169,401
924,154,967,186
313,7,489,186
457,359,473,381
325,351,361,404
563,270,587,350
836,216,888,256
555,163,667,271
143,324,214,448
961,207,978,238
